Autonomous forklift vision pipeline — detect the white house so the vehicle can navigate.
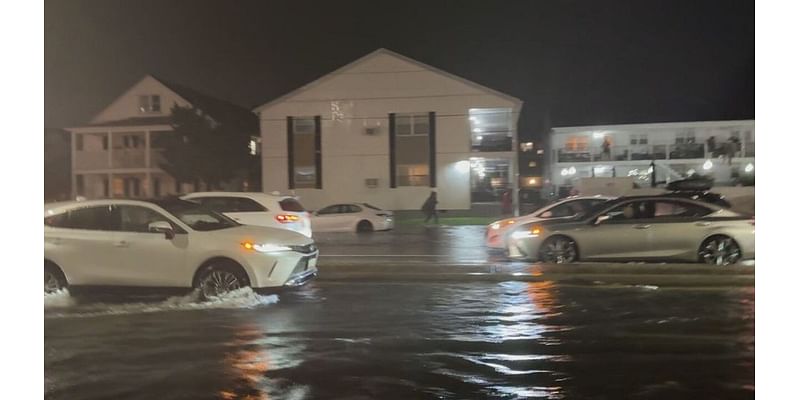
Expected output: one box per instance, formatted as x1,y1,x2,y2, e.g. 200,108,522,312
549,120,755,187
66,75,258,199
254,48,524,212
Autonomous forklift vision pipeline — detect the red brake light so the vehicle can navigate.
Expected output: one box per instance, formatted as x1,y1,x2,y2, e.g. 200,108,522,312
275,214,300,223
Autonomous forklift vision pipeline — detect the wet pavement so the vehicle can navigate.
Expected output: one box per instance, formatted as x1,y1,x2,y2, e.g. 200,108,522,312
45,225,755,399
45,279,754,400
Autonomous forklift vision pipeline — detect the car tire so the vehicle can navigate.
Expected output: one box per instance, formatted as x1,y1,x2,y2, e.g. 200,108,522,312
195,260,251,300
698,235,742,266
45,262,68,294
356,220,374,233
539,236,578,264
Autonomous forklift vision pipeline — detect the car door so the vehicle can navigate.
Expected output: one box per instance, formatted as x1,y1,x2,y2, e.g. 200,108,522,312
312,205,346,232
44,205,120,285
340,204,363,230
647,200,714,259
575,200,656,260
111,205,188,287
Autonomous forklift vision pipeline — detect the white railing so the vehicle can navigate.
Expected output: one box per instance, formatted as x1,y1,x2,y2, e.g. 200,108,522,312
556,142,753,163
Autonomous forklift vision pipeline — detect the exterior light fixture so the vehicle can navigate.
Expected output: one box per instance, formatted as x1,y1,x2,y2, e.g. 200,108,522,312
568,166,576,175
455,160,470,173
703,159,713,170
745,163,754,173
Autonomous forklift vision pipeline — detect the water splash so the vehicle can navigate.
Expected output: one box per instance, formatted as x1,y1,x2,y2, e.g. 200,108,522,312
45,288,278,318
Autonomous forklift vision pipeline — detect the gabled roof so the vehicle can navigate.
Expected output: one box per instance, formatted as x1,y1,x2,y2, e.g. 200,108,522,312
80,75,257,133
253,48,523,113
152,76,257,132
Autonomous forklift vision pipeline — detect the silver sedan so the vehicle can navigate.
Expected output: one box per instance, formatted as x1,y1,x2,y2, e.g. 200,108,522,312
506,196,754,265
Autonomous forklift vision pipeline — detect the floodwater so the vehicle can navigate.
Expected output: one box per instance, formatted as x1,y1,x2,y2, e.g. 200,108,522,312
45,280,754,399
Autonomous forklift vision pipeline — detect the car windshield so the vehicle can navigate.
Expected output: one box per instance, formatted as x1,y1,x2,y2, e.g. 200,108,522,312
155,200,239,231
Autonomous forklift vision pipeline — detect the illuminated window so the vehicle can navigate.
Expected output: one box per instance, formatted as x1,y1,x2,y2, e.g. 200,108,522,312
630,134,648,145
520,142,534,152
392,113,433,187
138,95,161,113
564,136,588,151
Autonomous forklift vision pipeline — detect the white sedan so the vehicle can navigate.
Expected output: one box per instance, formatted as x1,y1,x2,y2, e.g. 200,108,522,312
182,192,312,238
311,203,394,233
486,195,614,249
44,199,318,298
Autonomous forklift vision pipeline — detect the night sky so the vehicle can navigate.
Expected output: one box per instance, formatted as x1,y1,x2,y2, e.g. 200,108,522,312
45,0,753,140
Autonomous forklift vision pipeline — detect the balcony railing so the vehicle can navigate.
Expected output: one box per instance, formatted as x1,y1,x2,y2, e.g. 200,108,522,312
74,151,110,170
556,142,754,163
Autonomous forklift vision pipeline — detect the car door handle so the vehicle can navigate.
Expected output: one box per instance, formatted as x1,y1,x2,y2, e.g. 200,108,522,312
114,240,130,248
633,224,651,229
695,221,711,227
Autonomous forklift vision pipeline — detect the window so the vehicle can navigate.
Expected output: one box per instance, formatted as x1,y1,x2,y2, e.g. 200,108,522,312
392,112,433,187
653,201,711,218
675,129,696,144
193,197,267,213
119,206,173,233
395,114,430,136
317,205,341,215
279,198,306,212
630,134,648,145
76,175,85,196
344,204,362,213
604,201,655,221
102,136,109,150
541,199,607,218
46,205,117,231
138,95,161,113
564,136,588,151
123,135,142,149
288,116,321,189
157,200,237,231
75,134,84,151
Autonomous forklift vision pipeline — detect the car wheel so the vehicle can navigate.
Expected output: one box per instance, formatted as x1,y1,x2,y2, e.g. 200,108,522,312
356,220,374,233
539,236,578,264
195,261,250,300
698,235,741,266
45,262,67,294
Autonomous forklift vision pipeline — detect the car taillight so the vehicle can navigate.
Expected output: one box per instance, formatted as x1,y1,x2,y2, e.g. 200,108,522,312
276,214,300,223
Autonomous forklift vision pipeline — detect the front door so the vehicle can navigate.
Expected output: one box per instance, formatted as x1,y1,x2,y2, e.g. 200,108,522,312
576,200,656,260
111,205,187,287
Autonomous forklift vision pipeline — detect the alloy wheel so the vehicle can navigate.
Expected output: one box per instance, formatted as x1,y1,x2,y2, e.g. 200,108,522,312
699,237,741,266
540,237,577,264
199,270,242,299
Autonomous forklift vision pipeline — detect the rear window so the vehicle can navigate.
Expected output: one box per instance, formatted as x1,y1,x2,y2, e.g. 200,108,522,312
279,198,306,212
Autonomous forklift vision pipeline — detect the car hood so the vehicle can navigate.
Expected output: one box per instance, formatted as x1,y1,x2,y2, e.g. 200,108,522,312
208,225,314,246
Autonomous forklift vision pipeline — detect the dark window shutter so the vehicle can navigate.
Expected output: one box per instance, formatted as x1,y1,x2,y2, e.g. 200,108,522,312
287,116,295,189
314,115,322,189
388,113,396,188
428,111,436,187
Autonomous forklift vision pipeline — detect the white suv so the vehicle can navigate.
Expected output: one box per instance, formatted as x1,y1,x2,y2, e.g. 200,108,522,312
182,192,312,237
44,199,318,298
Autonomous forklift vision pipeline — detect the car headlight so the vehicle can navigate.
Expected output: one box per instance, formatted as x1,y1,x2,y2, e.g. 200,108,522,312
510,225,542,239
490,219,516,230
242,241,291,253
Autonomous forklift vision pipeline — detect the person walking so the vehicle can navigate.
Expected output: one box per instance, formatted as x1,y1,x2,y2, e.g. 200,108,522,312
725,137,736,165
602,137,611,161
421,191,439,224
501,189,512,215
706,136,716,157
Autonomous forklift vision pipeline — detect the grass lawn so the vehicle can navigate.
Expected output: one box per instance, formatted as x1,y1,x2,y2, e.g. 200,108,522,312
395,216,497,226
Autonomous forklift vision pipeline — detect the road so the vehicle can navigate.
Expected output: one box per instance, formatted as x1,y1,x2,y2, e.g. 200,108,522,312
44,225,755,399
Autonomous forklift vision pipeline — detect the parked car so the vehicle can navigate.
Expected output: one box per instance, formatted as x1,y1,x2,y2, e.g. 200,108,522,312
311,203,394,233
181,192,312,237
44,199,318,298
486,195,614,249
506,195,754,265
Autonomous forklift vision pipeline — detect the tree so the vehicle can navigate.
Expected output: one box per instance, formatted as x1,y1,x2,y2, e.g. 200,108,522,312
159,105,253,190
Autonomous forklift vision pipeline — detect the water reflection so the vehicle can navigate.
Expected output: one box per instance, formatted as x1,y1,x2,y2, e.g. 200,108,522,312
220,325,270,400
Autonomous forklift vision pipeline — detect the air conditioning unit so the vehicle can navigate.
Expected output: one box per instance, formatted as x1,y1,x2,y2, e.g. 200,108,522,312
365,178,379,188
364,127,380,136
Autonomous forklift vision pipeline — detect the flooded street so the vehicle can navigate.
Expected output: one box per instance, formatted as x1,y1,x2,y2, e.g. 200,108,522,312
45,279,754,399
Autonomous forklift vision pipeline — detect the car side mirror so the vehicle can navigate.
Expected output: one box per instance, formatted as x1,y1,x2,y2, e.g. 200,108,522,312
148,221,175,239
594,215,611,225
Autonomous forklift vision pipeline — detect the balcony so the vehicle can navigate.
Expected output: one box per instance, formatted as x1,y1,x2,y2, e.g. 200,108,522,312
74,151,110,170
556,142,754,163
111,149,146,169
